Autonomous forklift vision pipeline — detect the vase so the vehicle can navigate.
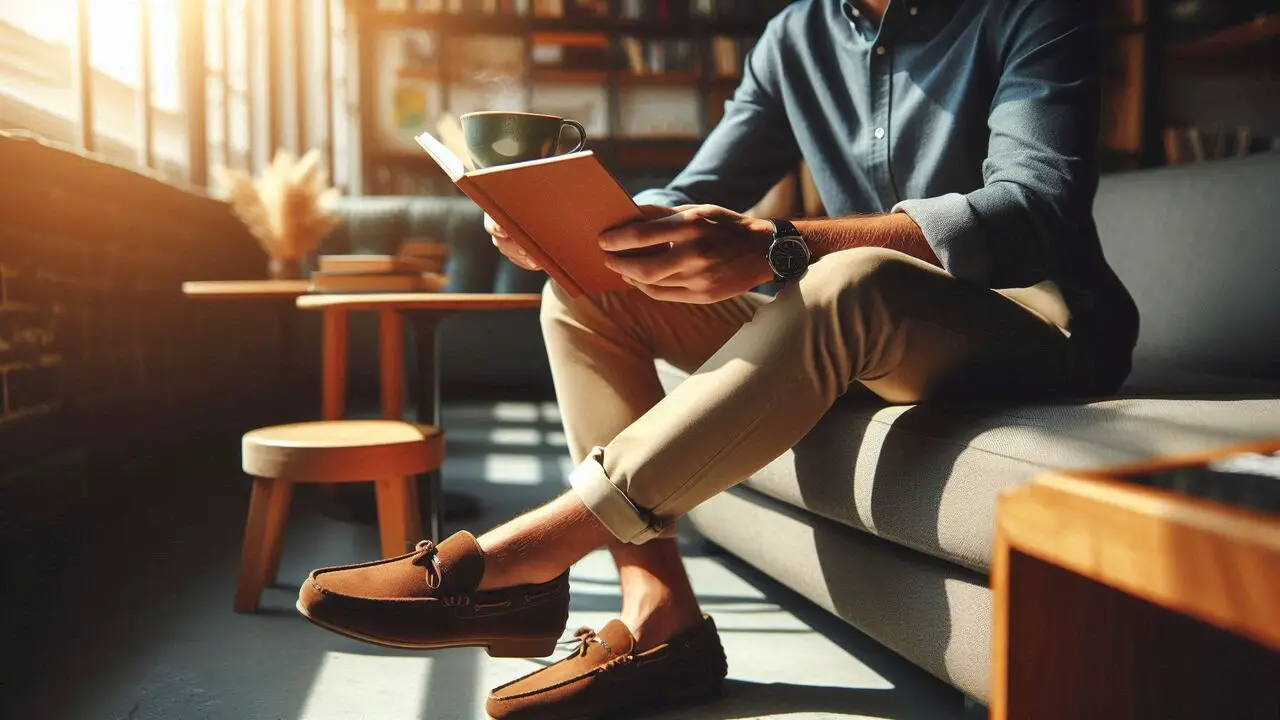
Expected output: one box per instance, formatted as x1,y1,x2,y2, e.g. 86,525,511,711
268,257,303,280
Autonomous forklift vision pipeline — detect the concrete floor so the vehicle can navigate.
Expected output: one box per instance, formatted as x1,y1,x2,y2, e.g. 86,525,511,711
0,402,970,720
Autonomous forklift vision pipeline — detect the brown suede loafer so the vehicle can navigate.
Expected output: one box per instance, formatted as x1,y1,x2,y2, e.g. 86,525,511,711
486,615,727,719
297,531,569,658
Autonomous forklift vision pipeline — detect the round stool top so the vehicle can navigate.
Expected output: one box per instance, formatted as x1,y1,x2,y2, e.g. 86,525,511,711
243,420,443,482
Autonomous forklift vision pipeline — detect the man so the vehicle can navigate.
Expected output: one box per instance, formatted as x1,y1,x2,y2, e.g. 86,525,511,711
298,0,1139,717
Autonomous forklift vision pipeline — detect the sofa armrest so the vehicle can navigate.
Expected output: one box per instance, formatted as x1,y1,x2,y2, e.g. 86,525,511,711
325,195,543,294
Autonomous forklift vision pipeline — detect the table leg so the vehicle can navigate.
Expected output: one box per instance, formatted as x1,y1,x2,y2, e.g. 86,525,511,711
378,310,406,419
378,311,423,552
412,313,444,542
276,302,299,420
322,310,349,420
316,309,349,518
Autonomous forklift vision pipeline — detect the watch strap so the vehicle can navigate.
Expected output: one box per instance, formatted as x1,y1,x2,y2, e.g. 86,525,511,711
771,218,801,239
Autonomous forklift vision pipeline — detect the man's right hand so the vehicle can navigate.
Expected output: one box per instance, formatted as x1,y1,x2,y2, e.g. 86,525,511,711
485,213,541,272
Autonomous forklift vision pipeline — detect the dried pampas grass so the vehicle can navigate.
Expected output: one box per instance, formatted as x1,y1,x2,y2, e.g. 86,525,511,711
215,149,342,261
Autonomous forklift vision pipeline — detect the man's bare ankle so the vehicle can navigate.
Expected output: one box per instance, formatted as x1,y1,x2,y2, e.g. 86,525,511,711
476,561,561,591
621,587,703,652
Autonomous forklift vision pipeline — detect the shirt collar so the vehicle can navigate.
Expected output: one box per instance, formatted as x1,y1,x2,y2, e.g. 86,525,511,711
839,0,950,43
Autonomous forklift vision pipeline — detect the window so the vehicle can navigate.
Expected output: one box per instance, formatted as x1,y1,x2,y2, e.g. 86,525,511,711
225,0,253,172
330,0,355,192
205,0,227,181
0,1,78,143
0,0,343,191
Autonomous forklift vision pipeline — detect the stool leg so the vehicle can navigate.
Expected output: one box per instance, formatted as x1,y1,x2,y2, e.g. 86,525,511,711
401,478,424,544
260,480,294,587
235,477,274,613
375,476,422,558
425,471,444,542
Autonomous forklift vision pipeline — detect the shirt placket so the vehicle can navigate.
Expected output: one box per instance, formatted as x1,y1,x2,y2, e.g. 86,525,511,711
867,40,896,211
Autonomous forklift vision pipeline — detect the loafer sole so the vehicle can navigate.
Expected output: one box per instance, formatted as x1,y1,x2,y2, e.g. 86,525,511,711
295,599,560,658
486,685,723,720
487,672,725,719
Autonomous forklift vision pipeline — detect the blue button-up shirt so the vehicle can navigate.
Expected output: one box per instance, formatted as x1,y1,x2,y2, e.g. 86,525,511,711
637,0,1138,388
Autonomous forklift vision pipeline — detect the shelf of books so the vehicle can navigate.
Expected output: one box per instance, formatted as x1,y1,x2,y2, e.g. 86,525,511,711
359,0,783,194
1097,0,1152,171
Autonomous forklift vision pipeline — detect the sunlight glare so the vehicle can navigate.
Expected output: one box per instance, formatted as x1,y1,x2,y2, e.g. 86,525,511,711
297,651,430,719
88,0,182,110
488,427,541,446
483,453,543,485
492,402,539,423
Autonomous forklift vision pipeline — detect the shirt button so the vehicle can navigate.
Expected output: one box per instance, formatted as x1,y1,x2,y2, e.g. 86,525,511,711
874,127,886,139
875,46,887,56
909,6,918,16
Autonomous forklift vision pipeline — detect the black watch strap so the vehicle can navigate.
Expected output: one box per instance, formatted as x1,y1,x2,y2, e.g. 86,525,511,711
771,218,801,238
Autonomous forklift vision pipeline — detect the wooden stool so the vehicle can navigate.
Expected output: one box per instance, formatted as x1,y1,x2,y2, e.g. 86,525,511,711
235,419,445,613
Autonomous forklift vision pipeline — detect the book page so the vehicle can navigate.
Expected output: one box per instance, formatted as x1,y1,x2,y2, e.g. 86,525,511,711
415,131,467,182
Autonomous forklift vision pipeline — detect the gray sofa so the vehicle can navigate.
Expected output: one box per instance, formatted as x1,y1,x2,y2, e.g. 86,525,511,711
322,196,552,395
663,153,1280,702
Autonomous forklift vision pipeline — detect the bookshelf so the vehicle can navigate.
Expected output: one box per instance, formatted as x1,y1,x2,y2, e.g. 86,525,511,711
1160,7,1279,166
351,0,786,195
1099,0,1163,171
353,1,1278,194
1170,13,1279,67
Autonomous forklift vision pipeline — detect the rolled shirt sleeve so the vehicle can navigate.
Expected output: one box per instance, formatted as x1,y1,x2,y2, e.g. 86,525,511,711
893,0,1099,289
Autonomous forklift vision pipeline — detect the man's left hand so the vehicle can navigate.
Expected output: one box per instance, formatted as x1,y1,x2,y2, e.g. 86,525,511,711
598,204,775,304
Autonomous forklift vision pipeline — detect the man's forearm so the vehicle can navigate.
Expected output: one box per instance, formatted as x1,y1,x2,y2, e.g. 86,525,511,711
795,213,941,267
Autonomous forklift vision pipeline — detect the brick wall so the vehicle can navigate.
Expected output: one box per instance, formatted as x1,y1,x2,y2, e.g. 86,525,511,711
0,132,285,531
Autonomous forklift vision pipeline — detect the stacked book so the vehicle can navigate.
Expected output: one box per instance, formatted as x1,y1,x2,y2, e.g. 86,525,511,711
690,0,791,19
532,32,612,72
531,0,608,17
1164,125,1264,166
710,36,753,76
380,0,530,13
620,0,692,21
619,38,698,75
309,252,449,293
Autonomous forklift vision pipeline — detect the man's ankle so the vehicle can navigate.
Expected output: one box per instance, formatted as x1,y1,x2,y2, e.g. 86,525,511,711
621,585,703,652
476,557,563,591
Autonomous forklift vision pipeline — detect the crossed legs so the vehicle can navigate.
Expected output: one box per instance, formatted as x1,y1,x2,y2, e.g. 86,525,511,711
477,247,1083,649
481,276,761,646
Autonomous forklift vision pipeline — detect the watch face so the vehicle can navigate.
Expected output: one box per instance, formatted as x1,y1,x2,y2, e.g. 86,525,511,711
769,237,810,279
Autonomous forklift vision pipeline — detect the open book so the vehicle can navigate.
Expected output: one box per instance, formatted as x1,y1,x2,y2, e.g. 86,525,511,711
416,130,643,297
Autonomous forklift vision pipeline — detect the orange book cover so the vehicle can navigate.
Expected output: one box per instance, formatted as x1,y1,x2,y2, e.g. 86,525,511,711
416,130,642,297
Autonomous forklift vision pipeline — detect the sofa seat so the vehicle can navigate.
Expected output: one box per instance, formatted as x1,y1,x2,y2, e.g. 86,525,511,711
660,361,1280,700
658,360,1280,575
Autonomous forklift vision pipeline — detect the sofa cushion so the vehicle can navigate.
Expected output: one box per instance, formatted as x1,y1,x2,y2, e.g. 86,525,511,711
1095,153,1280,381
1118,363,1280,397
657,361,1280,575
684,485,994,702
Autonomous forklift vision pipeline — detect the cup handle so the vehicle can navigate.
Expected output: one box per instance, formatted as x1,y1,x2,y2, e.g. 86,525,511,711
558,120,588,153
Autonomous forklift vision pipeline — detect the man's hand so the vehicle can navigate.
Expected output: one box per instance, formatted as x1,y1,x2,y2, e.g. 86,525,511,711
485,213,543,271
599,204,775,304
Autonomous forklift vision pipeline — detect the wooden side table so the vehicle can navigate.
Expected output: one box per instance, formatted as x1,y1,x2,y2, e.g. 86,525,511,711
297,292,543,540
182,279,311,300
992,441,1280,719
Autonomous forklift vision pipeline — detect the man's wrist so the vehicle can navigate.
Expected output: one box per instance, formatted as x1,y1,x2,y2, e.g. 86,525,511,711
745,218,776,284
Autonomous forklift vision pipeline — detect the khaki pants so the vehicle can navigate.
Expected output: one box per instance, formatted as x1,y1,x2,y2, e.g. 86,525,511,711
542,247,1089,544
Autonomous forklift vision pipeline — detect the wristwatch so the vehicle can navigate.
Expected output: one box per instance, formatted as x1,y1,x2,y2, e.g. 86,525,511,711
767,218,812,282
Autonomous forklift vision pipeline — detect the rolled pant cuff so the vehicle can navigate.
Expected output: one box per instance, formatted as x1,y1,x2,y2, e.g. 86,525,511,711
569,447,668,544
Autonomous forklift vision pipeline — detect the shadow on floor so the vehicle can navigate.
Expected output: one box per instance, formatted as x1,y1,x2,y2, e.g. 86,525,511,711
0,403,971,720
